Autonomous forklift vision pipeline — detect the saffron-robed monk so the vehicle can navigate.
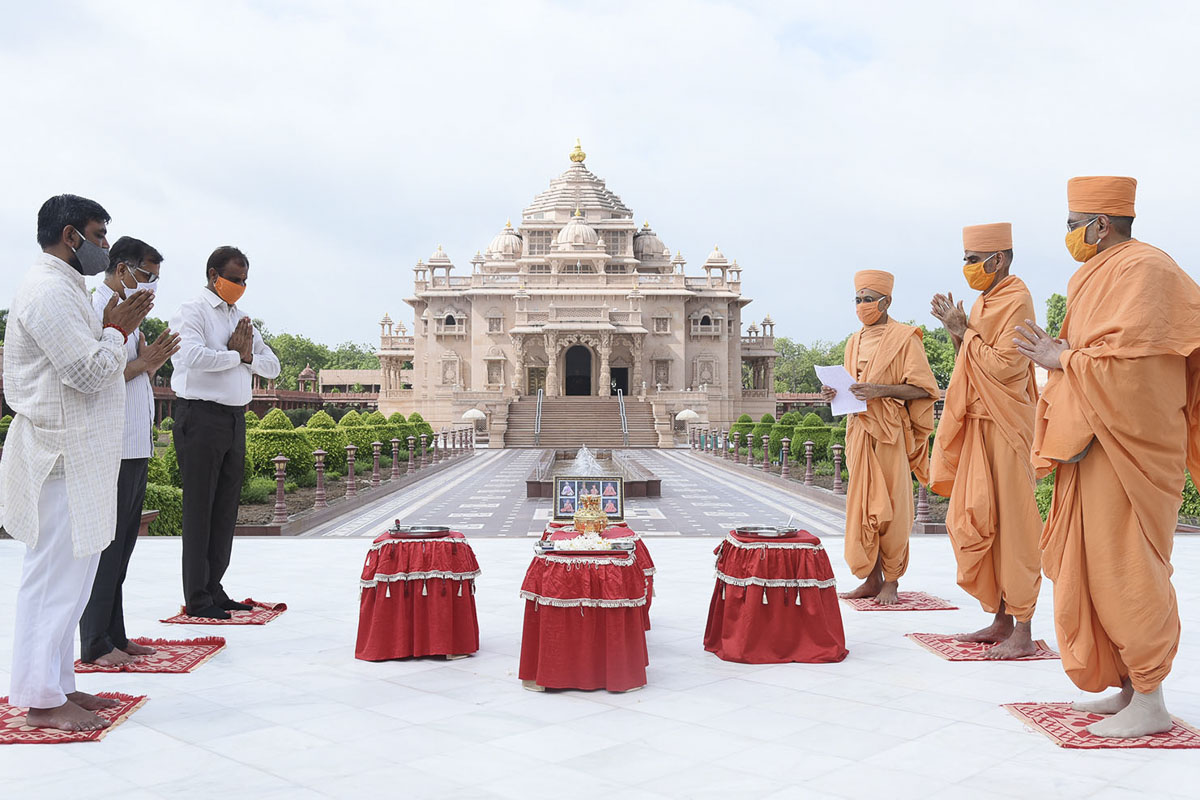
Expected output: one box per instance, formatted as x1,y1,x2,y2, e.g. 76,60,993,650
1016,176,1200,738
822,270,938,605
929,223,1043,659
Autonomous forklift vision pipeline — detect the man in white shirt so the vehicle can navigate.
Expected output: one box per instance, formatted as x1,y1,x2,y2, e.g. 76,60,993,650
170,246,280,618
1,195,153,731
79,237,180,666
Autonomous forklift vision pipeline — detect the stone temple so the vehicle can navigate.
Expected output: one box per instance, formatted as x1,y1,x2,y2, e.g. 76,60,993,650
376,141,778,446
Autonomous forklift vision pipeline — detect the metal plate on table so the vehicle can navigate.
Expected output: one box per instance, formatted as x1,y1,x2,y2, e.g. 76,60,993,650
386,523,452,539
735,525,799,538
536,539,636,555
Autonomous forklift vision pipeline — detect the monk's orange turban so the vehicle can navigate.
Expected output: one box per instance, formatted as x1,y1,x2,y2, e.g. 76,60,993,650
962,222,1012,252
1067,176,1137,218
854,270,894,295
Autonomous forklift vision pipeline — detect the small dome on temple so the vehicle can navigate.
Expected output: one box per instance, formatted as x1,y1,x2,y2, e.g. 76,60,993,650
429,245,451,263
633,221,668,260
487,221,524,259
380,312,393,326
298,363,317,381
555,211,599,248
705,245,728,264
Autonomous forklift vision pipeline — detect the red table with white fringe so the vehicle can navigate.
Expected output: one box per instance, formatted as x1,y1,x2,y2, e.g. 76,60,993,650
543,522,656,629
355,530,481,661
703,529,848,664
518,542,649,692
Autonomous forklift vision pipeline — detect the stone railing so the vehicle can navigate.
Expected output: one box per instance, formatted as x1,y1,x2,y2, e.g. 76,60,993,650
410,271,744,293
379,334,415,351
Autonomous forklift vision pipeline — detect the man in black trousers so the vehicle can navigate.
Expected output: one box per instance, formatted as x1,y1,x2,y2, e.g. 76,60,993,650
80,237,180,665
170,246,279,618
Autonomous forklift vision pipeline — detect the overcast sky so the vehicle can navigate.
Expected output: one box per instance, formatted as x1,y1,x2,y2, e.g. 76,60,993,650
3,0,1197,348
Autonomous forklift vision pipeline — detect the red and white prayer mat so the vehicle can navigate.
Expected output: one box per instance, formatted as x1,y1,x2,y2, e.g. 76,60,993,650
841,592,957,612
906,633,1060,661
160,599,287,625
1004,702,1200,749
0,693,147,745
75,637,226,673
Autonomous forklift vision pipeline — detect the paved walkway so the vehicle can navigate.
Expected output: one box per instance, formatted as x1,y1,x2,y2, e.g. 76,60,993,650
302,449,847,539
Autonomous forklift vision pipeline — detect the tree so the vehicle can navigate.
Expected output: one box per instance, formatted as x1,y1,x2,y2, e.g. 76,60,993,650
1046,293,1066,337
328,341,381,370
266,332,330,390
917,324,956,389
771,336,848,393
139,316,174,384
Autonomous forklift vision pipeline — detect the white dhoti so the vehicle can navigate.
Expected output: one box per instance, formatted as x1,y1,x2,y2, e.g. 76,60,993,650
8,477,100,709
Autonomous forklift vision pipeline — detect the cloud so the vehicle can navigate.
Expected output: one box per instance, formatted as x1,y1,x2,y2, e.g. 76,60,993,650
2,0,1197,347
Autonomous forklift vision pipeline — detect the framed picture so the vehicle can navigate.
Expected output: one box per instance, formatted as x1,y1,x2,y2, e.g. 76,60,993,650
552,476,625,522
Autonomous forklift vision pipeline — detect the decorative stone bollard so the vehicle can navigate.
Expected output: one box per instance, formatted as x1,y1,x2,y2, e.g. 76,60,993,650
441,430,449,462
781,438,791,478
745,433,753,466
690,428,696,449
390,438,402,479
803,441,815,486
420,434,428,467
732,431,741,463
761,435,770,470
832,444,845,495
406,435,416,474
721,430,729,459
916,484,930,526
345,444,358,498
371,441,382,487
313,449,328,509
272,454,290,525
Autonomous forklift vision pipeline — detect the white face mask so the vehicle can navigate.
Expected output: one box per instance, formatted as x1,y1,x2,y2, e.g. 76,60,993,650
120,262,158,296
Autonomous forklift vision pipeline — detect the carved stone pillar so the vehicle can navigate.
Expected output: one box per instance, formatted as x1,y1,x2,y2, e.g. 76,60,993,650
544,332,559,397
630,335,644,394
511,334,526,396
599,333,612,396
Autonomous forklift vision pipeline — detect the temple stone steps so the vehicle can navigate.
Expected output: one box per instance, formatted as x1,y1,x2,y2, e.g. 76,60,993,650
504,397,659,448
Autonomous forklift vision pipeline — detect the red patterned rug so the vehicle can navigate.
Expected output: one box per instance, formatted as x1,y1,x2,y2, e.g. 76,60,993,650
0,693,147,744
841,592,958,611
75,637,226,673
906,633,1059,661
1004,702,1200,749
160,599,287,625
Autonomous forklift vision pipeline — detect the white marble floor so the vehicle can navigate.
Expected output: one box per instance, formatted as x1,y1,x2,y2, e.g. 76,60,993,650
1,535,1197,800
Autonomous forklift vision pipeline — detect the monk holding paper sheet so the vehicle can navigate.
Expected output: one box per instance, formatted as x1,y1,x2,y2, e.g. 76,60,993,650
1016,176,1200,737
822,270,938,605
930,223,1043,658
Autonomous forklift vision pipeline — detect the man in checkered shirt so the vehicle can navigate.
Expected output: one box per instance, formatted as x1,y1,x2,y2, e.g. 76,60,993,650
0,195,153,732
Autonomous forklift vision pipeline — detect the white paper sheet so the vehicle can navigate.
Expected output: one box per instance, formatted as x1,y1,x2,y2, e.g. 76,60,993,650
814,364,867,416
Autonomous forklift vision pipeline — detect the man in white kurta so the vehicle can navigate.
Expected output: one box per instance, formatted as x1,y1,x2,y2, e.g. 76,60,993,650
1,194,152,731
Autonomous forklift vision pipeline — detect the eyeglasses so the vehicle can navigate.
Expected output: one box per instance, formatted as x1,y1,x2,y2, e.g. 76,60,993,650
123,262,159,283
1066,216,1100,233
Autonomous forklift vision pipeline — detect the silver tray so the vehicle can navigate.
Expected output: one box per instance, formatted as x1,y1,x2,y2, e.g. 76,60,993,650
734,525,799,538
536,539,636,555
385,523,452,539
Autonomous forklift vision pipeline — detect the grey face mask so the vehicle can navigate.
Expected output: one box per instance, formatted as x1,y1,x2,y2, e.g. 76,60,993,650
68,227,110,276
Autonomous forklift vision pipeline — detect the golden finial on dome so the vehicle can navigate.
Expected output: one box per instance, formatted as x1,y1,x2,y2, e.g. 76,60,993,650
643,220,650,228
505,218,512,229
569,137,586,163
573,207,583,218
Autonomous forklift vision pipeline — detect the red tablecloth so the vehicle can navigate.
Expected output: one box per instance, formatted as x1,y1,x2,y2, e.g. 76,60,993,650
518,547,648,692
355,531,481,661
544,522,655,629
703,529,848,664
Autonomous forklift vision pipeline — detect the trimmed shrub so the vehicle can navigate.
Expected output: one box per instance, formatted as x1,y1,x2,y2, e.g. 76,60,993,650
1036,471,1056,520
408,412,435,439
365,410,387,426
147,454,172,486
338,409,380,455
791,425,832,461
801,412,824,427
759,413,776,424
163,439,183,488
246,409,312,478
829,427,846,460
143,483,183,536
245,410,260,429
295,469,319,489
301,411,348,472
158,416,174,431
240,476,275,504
1182,472,1200,518
323,404,350,422
779,411,803,426
748,422,773,459
769,423,795,460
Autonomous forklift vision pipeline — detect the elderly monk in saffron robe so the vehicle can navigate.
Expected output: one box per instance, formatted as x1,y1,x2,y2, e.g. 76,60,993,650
1016,176,1200,738
821,270,938,605
929,223,1043,658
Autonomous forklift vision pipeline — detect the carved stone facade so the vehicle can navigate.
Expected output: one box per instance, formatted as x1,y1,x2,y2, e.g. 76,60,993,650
377,141,777,432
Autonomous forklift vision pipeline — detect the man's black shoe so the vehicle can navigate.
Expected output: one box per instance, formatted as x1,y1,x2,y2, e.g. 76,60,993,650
190,606,231,620
220,599,254,612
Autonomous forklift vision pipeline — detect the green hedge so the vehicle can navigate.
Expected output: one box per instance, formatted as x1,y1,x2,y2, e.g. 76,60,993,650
338,410,382,455
748,422,774,458
1183,473,1200,518
779,411,803,426
769,424,794,460
246,408,312,478
158,416,174,431
143,482,183,536
245,410,260,429
802,412,824,427
791,425,832,461
408,412,435,439
240,476,275,504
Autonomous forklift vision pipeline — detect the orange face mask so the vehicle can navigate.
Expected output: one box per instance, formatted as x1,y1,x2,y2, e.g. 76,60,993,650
962,252,998,292
856,299,884,325
1065,217,1100,263
214,275,246,305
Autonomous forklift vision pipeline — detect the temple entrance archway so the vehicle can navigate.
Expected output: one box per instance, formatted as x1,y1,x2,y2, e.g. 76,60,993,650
610,367,629,396
564,345,592,396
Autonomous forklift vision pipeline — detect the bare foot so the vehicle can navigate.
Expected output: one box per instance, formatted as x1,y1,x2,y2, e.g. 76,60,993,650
67,691,119,711
955,614,1014,644
90,648,135,667
984,623,1037,660
1073,681,1134,715
122,641,157,656
839,575,882,600
873,580,900,606
1086,687,1172,738
24,701,110,732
